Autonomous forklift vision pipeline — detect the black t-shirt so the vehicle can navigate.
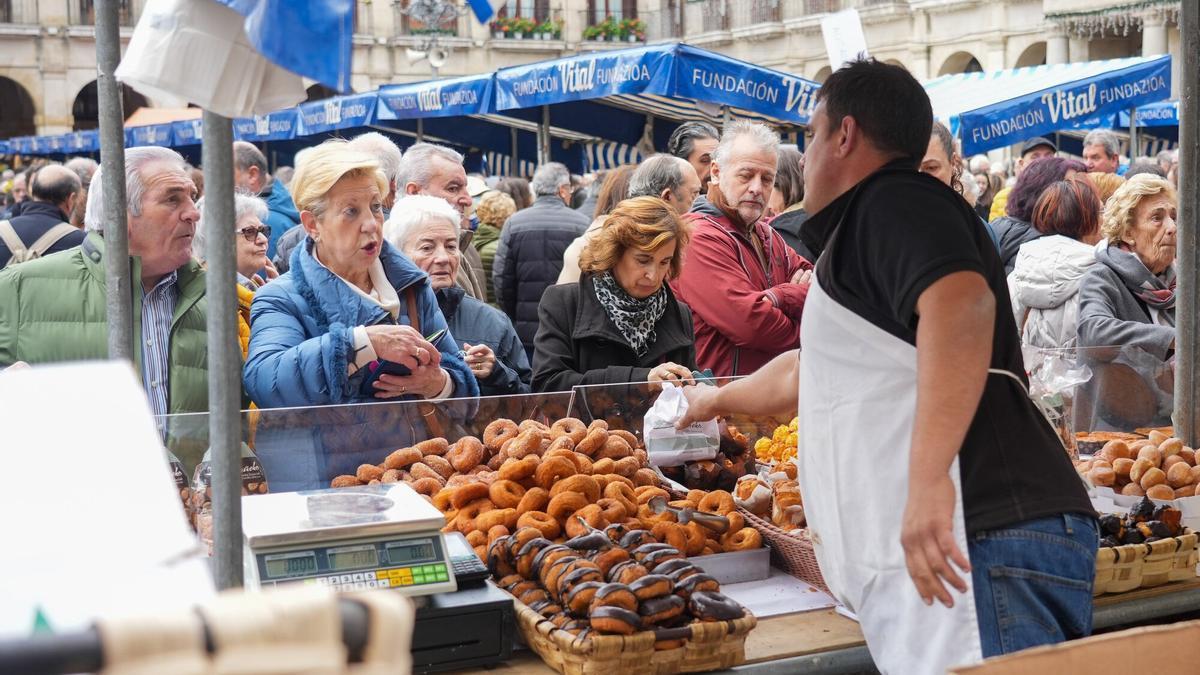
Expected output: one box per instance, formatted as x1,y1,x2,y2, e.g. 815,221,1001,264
801,162,1094,534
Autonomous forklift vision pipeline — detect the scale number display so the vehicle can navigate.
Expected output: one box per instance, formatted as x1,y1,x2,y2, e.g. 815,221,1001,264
386,539,435,565
328,544,379,571
265,551,318,579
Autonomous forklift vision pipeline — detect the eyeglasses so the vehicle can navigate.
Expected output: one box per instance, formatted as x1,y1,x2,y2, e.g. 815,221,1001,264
237,225,271,242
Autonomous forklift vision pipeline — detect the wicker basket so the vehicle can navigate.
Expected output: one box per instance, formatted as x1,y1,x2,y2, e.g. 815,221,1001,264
512,598,756,675
738,508,830,595
1093,531,1199,596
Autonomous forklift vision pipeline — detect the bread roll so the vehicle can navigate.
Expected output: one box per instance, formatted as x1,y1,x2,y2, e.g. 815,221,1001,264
1137,446,1163,467
1122,482,1146,497
1167,462,1193,489
1140,467,1167,490
1087,467,1116,487
1160,438,1184,458
1099,440,1132,462
1147,484,1175,501
1148,430,1170,446
1179,447,1196,465
1174,485,1196,499
1130,458,1156,483
1112,458,1135,477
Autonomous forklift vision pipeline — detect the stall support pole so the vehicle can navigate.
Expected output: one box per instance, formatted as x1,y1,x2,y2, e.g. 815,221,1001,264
511,126,519,176
1176,1,1199,445
1128,106,1139,159
416,117,425,143
202,111,245,590
96,0,132,361
538,105,550,166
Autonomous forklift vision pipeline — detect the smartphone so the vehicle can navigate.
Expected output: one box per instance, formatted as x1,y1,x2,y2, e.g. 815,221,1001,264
359,328,449,395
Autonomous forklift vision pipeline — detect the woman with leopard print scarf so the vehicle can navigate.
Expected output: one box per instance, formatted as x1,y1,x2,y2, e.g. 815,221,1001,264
532,197,698,392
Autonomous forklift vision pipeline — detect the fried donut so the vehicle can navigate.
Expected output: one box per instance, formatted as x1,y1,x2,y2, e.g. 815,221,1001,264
455,498,494,530
487,537,516,577
610,429,639,448
688,591,745,621
535,455,577,489
447,436,487,472
541,556,582,594
381,468,403,483
505,430,543,460
681,522,708,556
613,456,641,478
590,458,616,475
421,454,455,480
487,452,505,471
619,529,656,549
652,559,696,580
550,474,601,503
565,504,609,538
602,481,637,514
519,588,549,606
520,419,552,435
630,574,672,601
675,573,719,600
721,527,762,551
497,574,524,591
475,508,518,533
639,594,685,625
517,510,562,540
651,522,690,553
411,477,443,496
383,446,423,471
415,437,450,456
596,435,632,460
466,530,486,548
510,526,544,551
531,544,574,579
551,417,588,444
565,580,605,617
590,582,638,613
508,579,540,598
489,479,526,509
590,606,640,635
517,486,551,514
591,547,631,578
635,486,670,504
451,482,491,509
698,490,735,515
499,455,539,482
588,419,609,432
546,436,576,453
595,497,628,523
516,537,554,579
547,492,589,522
486,524,510,545
575,428,609,456
642,548,685,571
484,419,520,452
604,522,631,544
331,475,363,488
633,468,659,487
409,462,447,485
432,487,456,512
607,560,649,585
355,464,384,483
556,565,603,604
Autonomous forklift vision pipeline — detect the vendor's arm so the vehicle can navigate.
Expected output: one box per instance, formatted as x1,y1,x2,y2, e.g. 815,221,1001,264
677,349,799,426
901,270,991,609
673,228,802,351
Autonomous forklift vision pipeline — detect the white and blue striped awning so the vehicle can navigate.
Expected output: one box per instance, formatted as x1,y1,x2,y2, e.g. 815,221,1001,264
925,55,1173,155
482,151,536,178
584,141,643,172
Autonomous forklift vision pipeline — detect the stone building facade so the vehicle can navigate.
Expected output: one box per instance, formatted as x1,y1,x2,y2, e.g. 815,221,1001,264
0,0,1182,137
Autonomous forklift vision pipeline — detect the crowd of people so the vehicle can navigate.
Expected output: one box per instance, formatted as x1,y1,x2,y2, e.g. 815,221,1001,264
0,57,1186,673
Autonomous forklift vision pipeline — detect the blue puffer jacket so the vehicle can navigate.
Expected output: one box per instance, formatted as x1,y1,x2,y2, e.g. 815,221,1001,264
244,238,478,408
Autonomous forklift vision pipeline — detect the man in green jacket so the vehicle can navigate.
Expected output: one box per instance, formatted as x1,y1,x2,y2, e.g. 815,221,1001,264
0,146,209,415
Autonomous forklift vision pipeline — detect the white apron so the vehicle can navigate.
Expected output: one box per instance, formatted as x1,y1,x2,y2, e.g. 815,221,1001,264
797,278,984,674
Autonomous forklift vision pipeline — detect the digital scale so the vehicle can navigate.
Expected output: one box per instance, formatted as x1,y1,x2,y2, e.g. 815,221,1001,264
242,483,457,596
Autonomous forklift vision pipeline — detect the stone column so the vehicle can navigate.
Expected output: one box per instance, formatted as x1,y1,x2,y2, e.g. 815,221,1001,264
1047,27,1069,65
908,10,930,79
986,37,1006,71
1143,12,1169,55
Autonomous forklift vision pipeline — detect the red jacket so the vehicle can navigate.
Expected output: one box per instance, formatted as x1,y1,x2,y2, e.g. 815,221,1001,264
672,199,812,377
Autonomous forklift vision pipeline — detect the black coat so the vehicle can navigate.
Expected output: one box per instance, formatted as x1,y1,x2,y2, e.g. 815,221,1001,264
769,208,815,263
532,274,697,392
0,201,84,268
492,195,591,356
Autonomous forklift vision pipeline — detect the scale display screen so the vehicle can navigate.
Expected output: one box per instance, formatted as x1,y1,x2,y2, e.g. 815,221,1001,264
265,551,318,579
328,544,379,571
386,539,436,565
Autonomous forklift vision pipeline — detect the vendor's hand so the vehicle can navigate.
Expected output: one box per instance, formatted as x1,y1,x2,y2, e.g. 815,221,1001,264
900,473,971,608
791,268,813,287
675,382,721,429
463,343,496,379
648,362,695,387
374,364,449,399
365,325,441,371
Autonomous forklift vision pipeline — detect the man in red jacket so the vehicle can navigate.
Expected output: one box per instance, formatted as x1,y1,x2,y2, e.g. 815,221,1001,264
671,121,812,377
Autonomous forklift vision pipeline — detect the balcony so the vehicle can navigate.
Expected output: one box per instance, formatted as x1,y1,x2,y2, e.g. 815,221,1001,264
578,13,646,46
69,0,137,27
641,9,683,42
0,0,37,24
393,0,462,38
731,0,781,27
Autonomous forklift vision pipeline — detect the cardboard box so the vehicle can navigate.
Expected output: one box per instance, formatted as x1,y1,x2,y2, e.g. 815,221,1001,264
949,620,1200,674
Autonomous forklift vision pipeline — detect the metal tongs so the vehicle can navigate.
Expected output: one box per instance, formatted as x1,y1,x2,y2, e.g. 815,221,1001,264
647,495,730,534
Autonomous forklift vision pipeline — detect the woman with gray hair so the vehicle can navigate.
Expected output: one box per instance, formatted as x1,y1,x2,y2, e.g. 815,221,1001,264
386,195,531,396
193,191,274,358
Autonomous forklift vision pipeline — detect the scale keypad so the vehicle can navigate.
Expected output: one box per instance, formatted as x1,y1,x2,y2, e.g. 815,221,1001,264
299,564,450,591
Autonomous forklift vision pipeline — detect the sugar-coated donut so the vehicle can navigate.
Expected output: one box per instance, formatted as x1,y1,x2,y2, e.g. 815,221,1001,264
635,486,670,504
466,530,486,547
721,526,762,551
451,481,491,509
520,419,551,435
421,454,455,480
596,497,628,523
588,419,609,432
651,522,690,553
331,475,363,488
596,435,632,461
409,462,447,485
489,479,526,509
383,446,423,470
518,510,562,539
432,487,455,512
547,492,589,522
484,419,520,452
698,490,735,515
633,468,659,487
474,507,518,533
415,437,450,456
536,455,577,489
546,436,576,453
498,455,540,482
447,436,487,472
411,477,442,496
565,504,609,538
610,429,639,449
517,486,551,514
590,458,616,475
550,474,601,503
575,428,609,456
613,456,641,478
551,417,588,444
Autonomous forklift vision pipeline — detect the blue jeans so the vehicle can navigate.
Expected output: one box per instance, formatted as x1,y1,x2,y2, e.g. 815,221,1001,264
969,513,1099,658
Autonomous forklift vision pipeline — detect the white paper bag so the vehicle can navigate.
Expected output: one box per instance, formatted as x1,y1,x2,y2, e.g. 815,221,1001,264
643,384,719,467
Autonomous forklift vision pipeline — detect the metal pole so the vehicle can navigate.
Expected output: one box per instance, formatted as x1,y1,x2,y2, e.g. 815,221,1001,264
511,126,518,176
1176,1,1199,445
539,105,550,166
1128,106,1139,160
202,111,244,590
417,117,425,143
96,0,132,361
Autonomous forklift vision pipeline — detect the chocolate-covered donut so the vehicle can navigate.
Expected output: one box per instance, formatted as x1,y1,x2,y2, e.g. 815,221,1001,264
619,529,656,549
653,559,697,579
641,547,685,571
674,573,719,600
564,580,605,617
629,574,672,601
638,594,685,625
606,560,650,585
632,542,678,562
487,536,516,577
531,544,573,579
565,529,612,551
516,536,554,578
590,606,641,635
589,582,638,613
555,565,603,604
688,591,745,621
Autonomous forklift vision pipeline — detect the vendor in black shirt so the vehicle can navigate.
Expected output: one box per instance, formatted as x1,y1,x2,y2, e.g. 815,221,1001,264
680,59,1097,674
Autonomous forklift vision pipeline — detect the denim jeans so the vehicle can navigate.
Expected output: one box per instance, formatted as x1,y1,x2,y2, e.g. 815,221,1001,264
969,513,1100,658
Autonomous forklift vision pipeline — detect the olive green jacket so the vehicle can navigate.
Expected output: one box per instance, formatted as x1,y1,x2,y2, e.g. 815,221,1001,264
0,232,209,414
473,223,502,307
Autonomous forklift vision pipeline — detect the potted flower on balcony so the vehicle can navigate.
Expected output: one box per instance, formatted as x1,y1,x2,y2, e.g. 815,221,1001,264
551,19,564,40
598,16,620,41
489,18,508,40
513,18,536,39
622,18,645,42
536,19,560,40
582,24,603,41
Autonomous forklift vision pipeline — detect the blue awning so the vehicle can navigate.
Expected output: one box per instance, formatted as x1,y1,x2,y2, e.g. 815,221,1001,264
126,123,175,148
1119,99,1178,128
377,74,495,119
494,43,820,127
171,119,204,146
296,91,379,135
925,55,1173,155
233,108,300,142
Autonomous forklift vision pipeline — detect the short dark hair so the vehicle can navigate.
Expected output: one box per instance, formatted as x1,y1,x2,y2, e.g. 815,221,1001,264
667,121,720,161
816,58,932,168
1006,156,1087,222
232,140,268,175
773,145,804,207
1124,159,1166,180
1032,177,1101,240
30,165,82,206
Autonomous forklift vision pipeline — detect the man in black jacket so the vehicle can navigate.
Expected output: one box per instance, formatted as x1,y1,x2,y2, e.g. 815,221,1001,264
492,162,591,358
0,165,85,268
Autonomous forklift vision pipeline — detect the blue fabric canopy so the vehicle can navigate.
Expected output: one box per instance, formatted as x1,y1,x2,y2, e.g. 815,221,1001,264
215,0,354,92
377,74,495,120
1119,100,1178,128
232,108,300,142
925,55,1173,155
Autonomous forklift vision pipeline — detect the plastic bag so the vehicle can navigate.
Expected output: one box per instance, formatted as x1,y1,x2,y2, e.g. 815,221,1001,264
192,442,269,555
643,384,719,467
1026,349,1093,457
166,449,194,531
